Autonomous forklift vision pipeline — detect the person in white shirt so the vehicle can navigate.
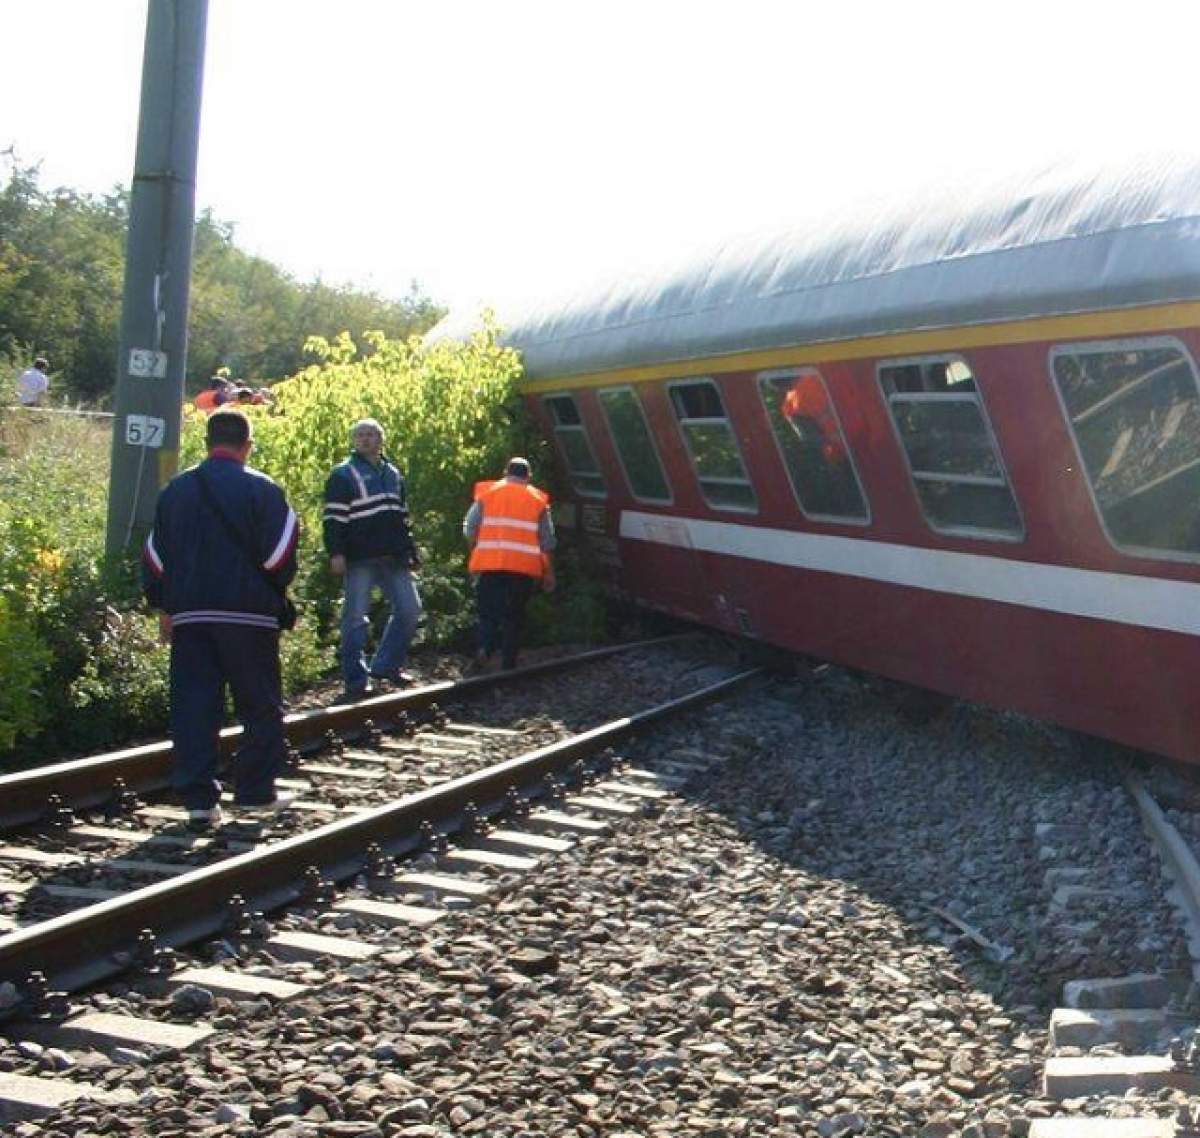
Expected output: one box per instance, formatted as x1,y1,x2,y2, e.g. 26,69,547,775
17,358,49,406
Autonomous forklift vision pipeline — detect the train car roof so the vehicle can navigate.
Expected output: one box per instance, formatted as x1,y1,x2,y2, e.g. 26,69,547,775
431,154,1200,380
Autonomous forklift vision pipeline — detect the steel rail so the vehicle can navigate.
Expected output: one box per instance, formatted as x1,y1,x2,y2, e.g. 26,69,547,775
1124,771,1200,982
0,634,698,830
0,665,762,994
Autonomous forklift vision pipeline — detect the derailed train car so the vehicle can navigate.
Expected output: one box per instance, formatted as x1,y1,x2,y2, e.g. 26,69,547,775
436,157,1200,765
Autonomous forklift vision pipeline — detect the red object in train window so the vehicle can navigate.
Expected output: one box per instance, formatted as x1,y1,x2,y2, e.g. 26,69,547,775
781,374,847,464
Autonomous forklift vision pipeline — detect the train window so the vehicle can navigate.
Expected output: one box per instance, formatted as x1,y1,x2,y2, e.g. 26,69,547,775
667,379,758,511
758,368,869,522
598,386,672,503
1050,338,1200,558
543,394,606,498
879,356,1023,539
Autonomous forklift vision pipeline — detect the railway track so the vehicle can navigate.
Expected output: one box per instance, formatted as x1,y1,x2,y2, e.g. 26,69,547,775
0,636,765,1121
0,635,699,831
5,659,1200,1134
1023,767,1200,1137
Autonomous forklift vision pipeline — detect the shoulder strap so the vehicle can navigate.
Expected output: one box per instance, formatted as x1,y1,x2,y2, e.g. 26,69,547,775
195,466,286,600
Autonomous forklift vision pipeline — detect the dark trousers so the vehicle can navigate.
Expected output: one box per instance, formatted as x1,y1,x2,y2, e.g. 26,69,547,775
169,624,285,810
476,571,537,669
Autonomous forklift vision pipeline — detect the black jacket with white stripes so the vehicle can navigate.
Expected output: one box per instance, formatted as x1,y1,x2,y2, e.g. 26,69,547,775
142,451,299,631
322,452,417,565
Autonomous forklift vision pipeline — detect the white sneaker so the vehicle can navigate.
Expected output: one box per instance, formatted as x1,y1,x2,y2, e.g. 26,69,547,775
232,791,295,816
187,805,223,828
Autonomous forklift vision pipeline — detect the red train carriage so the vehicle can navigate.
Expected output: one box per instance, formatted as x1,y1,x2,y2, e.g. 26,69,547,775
437,158,1200,764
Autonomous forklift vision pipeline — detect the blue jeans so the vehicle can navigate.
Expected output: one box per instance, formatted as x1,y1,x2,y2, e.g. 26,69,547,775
340,557,421,690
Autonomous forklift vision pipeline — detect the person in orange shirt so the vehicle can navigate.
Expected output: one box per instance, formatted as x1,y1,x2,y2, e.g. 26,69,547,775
194,376,233,414
462,457,556,672
781,374,847,464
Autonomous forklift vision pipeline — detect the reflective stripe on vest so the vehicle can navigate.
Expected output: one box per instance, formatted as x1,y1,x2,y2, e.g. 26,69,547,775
469,481,549,578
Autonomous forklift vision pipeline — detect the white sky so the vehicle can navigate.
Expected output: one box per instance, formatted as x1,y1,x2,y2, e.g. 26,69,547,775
3,1,1199,317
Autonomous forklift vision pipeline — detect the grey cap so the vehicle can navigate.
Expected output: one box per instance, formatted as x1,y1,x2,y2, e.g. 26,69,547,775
506,457,531,479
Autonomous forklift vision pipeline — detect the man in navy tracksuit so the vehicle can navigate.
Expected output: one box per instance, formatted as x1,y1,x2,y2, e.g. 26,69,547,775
323,418,422,700
142,410,299,826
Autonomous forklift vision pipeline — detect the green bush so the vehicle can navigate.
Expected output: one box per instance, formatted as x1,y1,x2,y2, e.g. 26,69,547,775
0,157,443,402
0,415,173,759
68,605,170,742
524,544,608,648
0,319,609,768
181,321,549,653
0,594,52,749
279,611,335,693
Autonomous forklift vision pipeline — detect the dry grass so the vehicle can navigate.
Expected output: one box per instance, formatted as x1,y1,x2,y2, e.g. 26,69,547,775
0,406,113,467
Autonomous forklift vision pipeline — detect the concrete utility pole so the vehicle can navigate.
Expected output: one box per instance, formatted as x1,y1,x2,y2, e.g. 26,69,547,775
105,0,209,558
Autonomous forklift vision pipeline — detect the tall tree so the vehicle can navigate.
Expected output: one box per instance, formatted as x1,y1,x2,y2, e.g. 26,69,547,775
0,156,444,402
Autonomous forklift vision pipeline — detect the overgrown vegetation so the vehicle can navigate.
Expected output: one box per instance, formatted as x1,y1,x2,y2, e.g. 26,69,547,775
0,153,443,402
0,158,608,767
0,379,169,757
179,324,599,650
0,326,607,767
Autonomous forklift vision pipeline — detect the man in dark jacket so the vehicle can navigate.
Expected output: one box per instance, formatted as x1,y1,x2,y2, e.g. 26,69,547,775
322,418,422,700
142,410,298,826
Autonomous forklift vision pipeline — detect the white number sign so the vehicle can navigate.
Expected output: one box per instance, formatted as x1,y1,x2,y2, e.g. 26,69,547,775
128,349,168,379
125,414,166,448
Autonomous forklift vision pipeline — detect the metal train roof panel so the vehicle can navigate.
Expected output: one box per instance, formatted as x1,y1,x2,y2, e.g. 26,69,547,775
431,155,1200,379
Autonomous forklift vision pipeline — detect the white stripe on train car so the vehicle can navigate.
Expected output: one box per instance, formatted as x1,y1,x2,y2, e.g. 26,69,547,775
619,510,1200,638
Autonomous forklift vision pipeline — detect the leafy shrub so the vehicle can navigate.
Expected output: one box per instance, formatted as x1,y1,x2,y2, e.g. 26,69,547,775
0,594,52,750
68,606,170,743
0,318,607,768
524,544,608,648
181,321,548,652
279,612,335,693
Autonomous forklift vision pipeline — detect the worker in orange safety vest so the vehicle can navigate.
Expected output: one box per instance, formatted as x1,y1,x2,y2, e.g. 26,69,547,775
462,457,556,673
